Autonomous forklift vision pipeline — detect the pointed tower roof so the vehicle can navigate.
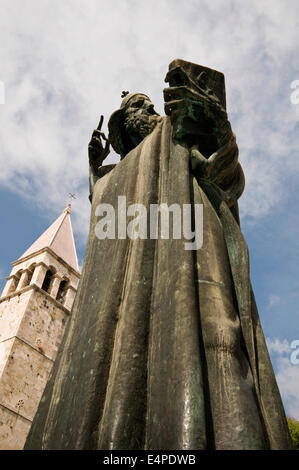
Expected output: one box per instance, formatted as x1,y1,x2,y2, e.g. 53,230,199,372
20,204,79,272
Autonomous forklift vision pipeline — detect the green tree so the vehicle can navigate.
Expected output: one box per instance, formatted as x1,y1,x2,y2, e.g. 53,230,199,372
287,418,299,449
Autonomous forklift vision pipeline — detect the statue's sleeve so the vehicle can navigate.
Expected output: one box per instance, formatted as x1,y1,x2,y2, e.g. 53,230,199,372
89,164,117,202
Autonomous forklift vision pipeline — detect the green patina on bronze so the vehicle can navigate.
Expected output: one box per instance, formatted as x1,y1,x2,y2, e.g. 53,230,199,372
25,59,293,450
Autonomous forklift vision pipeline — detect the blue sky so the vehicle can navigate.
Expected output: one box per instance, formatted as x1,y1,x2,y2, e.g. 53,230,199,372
0,0,299,419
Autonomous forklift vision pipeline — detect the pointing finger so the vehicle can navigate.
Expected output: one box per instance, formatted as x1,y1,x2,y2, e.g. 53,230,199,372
97,115,104,131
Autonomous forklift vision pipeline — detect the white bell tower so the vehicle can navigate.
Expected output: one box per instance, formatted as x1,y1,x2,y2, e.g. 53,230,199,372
0,204,80,449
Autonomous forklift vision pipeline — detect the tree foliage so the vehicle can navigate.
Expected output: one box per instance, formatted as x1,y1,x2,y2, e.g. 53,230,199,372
287,418,299,449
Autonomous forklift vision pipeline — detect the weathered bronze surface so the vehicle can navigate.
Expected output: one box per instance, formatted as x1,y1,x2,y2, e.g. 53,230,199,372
25,59,293,450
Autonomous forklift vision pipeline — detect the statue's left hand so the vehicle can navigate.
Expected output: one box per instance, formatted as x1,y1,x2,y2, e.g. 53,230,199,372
163,66,230,147
164,89,227,128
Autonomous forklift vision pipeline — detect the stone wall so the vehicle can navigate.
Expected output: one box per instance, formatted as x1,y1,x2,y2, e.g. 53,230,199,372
0,286,71,449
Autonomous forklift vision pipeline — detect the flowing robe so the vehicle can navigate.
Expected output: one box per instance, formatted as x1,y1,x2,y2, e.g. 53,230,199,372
25,116,292,450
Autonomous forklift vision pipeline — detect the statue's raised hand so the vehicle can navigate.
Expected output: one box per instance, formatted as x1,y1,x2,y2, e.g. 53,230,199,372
88,116,110,176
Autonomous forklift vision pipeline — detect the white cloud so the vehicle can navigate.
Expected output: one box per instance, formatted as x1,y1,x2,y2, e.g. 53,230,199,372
0,0,298,245
266,338,299,419
266,337,291,355
275,357,299,420
268,294,281,309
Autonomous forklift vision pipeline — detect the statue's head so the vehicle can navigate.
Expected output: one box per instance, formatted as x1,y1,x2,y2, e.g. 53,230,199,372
108,92,160,159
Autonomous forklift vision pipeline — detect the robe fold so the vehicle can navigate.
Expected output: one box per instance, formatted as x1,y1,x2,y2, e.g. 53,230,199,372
25,117,292,450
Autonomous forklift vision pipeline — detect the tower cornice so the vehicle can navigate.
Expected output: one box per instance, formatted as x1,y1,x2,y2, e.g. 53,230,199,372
0,283,72,315
12,247,80,278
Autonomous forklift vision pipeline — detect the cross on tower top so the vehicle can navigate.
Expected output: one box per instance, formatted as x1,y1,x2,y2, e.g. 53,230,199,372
68,193,76,204
66,193,76,212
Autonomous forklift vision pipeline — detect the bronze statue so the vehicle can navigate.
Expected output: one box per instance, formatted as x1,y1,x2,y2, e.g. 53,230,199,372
25,59,293,450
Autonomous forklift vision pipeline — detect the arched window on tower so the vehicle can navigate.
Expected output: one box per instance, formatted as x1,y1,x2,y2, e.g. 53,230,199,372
41,269,54,293
7,270,22,294
26,265,34,285
56,279,69,304
21,263,36,288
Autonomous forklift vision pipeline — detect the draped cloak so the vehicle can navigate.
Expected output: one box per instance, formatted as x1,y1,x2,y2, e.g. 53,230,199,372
25,116,293,450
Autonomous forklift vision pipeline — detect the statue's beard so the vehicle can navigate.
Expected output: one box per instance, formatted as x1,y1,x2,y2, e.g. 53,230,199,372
124,112,160,145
